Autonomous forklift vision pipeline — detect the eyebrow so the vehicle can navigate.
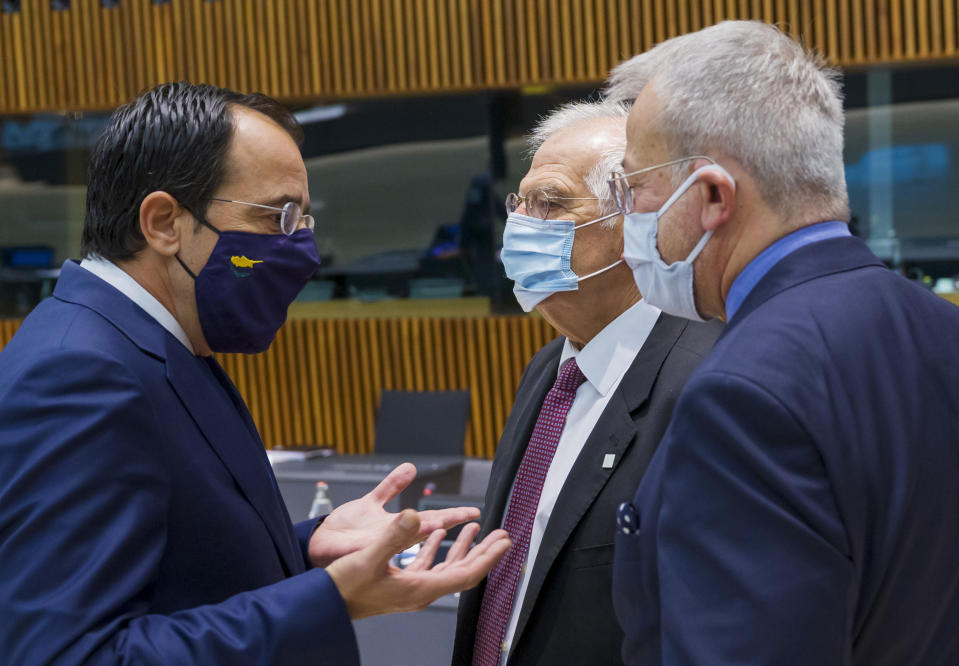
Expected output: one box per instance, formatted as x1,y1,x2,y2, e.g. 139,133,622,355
258,194,311,215
526,183,573,198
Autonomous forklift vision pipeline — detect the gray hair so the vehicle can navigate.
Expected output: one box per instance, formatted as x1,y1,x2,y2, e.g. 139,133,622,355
527,100,631,219
604,20,849,223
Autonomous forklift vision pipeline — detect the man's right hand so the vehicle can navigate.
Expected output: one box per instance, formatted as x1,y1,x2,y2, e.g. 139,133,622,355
308,462,482,568
325,509,510,620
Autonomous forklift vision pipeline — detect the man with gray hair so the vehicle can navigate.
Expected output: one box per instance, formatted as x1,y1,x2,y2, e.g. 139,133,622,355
452,101,721,665
606,21,959,665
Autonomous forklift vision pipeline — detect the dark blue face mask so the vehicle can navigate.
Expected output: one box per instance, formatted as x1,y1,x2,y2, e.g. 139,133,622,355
176,216,320,354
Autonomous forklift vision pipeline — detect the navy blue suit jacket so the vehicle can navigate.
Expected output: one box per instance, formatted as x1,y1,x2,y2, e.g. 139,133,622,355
0,261,359,665
613,236,959,665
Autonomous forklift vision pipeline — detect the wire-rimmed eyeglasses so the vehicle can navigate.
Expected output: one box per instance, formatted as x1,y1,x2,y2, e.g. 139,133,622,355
607,155,716,215
211,197,315,236
505,190,600,220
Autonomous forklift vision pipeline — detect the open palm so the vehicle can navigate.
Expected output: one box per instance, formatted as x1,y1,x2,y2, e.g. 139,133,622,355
308,462,480,568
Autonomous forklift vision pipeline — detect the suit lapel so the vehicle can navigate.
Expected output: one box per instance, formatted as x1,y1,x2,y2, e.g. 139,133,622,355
164,338,300,576
54,260,301,575
510,314,689,648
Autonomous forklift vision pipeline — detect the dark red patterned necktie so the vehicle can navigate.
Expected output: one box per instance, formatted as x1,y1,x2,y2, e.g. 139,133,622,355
473,358,586,666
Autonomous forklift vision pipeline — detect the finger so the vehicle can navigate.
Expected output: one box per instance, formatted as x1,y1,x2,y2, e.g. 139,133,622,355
405,529,446,572
430,523,480,573
403,533,511,601
366,462,417,506
417,506,481,533
367,509,422,567
459,529,511,564
443,522,480,564
420,529,508,583
452,533,511,588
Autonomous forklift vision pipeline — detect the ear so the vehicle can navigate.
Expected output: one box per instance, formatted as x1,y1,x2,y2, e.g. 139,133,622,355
697,168,736,233
139,191,186,258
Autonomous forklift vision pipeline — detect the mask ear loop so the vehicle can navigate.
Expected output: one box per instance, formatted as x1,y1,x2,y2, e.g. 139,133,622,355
657,164,737,217
571,209,625,281
174,209,221,281
577,258,624,281
681,230,713,267
573,210,620,229
175,255,198,280
657,164,736,269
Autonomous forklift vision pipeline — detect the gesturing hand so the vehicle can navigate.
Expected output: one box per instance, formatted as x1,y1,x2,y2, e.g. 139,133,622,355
308,462,481,568
326,509,511,619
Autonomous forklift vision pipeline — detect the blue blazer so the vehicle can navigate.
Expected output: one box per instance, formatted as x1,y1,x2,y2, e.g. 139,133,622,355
0,261,359,665
613,236,959,665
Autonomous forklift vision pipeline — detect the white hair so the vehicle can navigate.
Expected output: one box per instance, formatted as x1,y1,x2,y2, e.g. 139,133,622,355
604,20,849,223
527,100,631,219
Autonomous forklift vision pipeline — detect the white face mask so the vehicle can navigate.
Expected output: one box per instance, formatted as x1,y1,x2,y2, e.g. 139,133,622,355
622,164,735,321
502,211,623,312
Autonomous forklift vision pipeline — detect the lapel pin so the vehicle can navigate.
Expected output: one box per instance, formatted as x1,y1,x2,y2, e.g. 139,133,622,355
602,453,615,469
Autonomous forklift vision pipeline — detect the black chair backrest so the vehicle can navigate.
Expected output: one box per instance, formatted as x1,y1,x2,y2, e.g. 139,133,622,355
373,389,471,456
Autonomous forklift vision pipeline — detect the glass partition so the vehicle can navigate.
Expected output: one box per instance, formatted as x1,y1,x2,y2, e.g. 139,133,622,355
2,68,958,319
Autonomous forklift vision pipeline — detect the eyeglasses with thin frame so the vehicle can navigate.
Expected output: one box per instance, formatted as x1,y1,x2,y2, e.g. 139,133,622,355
505,190,601,220
210,197,315,236
607,155,716,215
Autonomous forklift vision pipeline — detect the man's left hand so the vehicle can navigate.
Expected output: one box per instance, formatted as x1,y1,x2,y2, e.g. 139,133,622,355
308,462,480,568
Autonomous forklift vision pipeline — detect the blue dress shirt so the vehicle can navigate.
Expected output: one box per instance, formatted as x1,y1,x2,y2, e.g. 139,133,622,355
725,221,851,321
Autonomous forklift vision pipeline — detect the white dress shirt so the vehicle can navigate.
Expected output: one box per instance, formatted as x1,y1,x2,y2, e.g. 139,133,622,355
499,299,661,662
79,256,195,354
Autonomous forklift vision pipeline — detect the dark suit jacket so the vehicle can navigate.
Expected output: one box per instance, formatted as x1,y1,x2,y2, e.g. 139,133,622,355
614,236,959,665
452,312,722,665
0,261,359,665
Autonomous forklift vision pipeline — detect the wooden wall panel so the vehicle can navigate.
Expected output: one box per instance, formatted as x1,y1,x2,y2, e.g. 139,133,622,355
0,318,20,350
1,0,958,113
5,293,959,452
0,315,556,458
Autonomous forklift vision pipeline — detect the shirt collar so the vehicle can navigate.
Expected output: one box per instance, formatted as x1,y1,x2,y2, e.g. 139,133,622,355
725,221,851,322
559,299,662,396
79,256,195,354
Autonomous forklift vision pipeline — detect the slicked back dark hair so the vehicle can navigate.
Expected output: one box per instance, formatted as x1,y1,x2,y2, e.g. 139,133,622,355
81,81,303,261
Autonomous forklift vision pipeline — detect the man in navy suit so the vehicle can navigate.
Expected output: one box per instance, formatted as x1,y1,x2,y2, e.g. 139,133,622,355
0,82,509,664
603,21,959,665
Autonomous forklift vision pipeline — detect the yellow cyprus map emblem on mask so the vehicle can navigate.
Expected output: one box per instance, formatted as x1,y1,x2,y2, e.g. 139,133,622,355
230,255,263,277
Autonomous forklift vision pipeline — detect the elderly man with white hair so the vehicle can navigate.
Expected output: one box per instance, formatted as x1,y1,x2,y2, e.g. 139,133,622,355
606,20,959,665
452,101,721,666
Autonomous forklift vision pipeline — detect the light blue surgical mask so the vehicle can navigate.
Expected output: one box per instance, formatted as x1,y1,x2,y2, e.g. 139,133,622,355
502,211,623,312
622,164,735,321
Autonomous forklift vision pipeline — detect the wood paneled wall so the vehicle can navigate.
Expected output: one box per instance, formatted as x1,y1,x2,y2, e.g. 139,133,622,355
0,318,20,351
6,293,959,453
0,314,558,457
2,0,959,114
